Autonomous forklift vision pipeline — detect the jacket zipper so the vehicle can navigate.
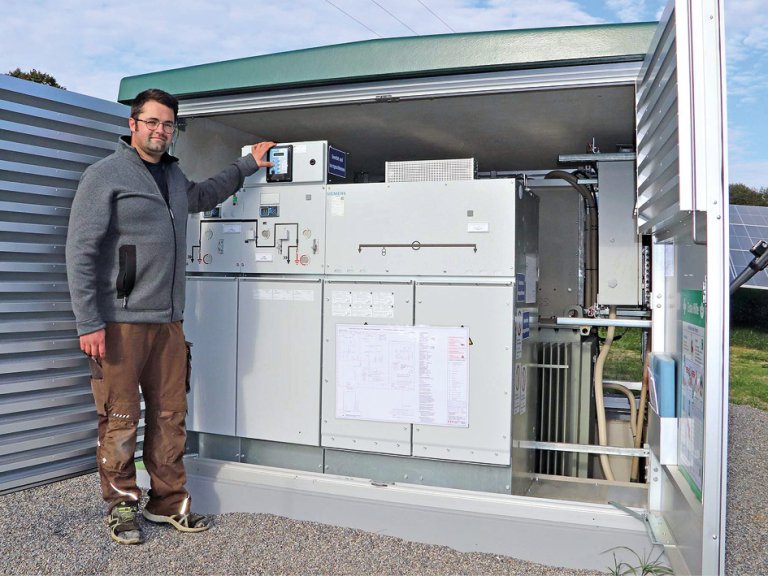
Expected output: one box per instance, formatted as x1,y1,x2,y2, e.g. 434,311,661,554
168,204,176,322
138,161,176,319
156,164,176,321
162,166,176,323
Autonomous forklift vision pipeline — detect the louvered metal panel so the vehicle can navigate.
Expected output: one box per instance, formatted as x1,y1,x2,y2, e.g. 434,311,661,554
636,1,726,239
0,74,129,494
635,5,682,235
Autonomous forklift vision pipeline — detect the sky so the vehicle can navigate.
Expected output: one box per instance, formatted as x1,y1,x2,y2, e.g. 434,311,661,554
2,0,766,188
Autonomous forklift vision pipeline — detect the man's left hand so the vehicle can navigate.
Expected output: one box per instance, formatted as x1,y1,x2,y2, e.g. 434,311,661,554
251,141,276,168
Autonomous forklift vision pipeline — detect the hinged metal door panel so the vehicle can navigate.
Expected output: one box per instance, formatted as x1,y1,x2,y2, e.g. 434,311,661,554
635,2,729,574
0,75,129,494
236,277,322,445
321,280,414,455
185,277,238,436
413,283,516,465
636,0,727,236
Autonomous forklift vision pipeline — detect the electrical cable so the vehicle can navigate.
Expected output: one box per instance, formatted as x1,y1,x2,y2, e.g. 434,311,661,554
369,0,419,35
324,0,382,37
416,0,456,32
604,382,637,441
631,351,650,482
545,170,598,309
611,327,630,343
593,306,616,481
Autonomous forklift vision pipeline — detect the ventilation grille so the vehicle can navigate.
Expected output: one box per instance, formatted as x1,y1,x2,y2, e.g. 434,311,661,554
534,338,595,478
385,158,476,182
536,342,572,476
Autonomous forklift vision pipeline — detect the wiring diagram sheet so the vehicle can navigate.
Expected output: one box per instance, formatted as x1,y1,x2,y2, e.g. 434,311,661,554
336,325,469,427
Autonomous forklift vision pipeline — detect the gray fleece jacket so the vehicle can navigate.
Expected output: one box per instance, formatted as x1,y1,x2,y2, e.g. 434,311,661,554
66,137,259,336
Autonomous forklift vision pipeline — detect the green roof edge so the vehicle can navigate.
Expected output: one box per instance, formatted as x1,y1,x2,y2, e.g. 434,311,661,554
118,22,657,103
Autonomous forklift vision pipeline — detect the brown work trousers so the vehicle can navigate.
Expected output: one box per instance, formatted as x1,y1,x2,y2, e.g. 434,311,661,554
89,321,190,515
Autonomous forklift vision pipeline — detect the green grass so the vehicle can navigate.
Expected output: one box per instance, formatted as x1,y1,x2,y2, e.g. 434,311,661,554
729,326,768,411
601,327,644,382
599,325,768,411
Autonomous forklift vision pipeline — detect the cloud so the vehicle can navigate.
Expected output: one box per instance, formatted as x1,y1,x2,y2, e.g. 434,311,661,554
0,0,610,101
724,2,768,79
447,0,603,30
728,115,768,188
2,0,358,99
728,158,768,190
726,0,768,47
2,0,765,189
601,0,667,23
604,0,649,23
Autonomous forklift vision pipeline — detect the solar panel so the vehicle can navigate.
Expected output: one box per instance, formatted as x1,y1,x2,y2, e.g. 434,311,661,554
729,204,768,290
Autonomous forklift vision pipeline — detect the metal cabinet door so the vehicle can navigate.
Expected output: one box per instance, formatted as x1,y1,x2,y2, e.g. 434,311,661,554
413,283,515,465
636,1,729,573
236,277,322,445
321,280,414,455
185,277,238,436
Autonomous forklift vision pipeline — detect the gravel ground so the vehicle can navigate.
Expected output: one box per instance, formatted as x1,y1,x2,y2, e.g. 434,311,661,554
0,404,764,575
724,404,768,576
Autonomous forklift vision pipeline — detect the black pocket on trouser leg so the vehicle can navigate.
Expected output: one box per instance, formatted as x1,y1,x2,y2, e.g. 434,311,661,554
185,341,192,393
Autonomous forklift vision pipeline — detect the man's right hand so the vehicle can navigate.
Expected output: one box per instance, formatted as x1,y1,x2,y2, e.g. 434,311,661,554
251,141,276,168
80,329,106,361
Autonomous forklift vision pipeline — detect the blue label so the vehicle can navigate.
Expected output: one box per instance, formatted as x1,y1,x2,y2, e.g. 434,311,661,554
516,274,526,302
328,146,347,179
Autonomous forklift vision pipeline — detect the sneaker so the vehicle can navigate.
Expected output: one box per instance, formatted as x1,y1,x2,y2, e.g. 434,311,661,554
142,509,211,533
106,503,144,545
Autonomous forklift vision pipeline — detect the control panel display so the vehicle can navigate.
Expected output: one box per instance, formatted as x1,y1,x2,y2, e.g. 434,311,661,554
267,145,293,183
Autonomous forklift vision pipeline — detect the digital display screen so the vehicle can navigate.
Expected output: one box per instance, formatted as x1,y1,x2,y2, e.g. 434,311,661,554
267,144,293,182
269,149,288,175
267,145,292,182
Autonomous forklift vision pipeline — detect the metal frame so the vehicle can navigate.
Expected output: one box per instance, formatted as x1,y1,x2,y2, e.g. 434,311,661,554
141,457,652,572
176,63,643,116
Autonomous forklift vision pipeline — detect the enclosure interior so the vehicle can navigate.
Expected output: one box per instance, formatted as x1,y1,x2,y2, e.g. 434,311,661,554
175,81,648,507
180,84,636,178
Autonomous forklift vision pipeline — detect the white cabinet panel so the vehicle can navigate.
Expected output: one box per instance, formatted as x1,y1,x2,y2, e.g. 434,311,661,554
325,180,519,277
236,278,322,445
413,283,516,465
185,277,238,435
321,281,414,455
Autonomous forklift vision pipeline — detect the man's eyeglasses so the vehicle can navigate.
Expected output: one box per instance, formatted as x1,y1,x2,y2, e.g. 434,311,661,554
134,117,176,134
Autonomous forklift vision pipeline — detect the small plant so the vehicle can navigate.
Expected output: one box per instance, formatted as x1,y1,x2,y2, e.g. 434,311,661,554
604,545,673,575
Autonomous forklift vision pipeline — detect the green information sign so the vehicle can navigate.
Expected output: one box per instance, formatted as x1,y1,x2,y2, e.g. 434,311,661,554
680,289,705,501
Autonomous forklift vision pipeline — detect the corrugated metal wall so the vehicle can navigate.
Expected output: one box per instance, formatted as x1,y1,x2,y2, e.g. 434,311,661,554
0,75,128,494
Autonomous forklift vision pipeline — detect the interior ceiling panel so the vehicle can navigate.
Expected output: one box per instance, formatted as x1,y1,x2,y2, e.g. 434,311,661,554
208,85,635,178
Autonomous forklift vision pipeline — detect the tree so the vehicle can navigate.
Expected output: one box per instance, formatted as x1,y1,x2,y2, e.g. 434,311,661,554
6,68,65,89
730,183,768,207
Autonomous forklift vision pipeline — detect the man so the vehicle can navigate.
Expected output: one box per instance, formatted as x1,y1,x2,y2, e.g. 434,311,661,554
65,88,275,545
